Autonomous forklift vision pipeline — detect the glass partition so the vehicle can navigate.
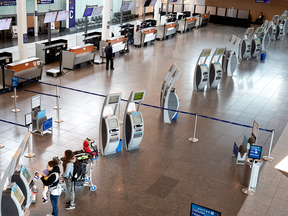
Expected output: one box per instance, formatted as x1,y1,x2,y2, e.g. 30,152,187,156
195,5,205,14
206,6,216,15
238,9,249,19
227,8,237,18
217,7,226,17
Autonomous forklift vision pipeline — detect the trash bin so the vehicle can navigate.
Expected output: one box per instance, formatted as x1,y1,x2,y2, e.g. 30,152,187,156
116,139,122,152
243,158,262,188
260,53,266,61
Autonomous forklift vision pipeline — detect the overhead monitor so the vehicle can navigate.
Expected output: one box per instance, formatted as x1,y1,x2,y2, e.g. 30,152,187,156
83,7,94,17
108,118,118,129
131,90,146,102
31,95,41,110
203,49,211,57
132,114,142,124
120,2,130,11
25,113,32,126
21,166,32,184
216,48,225,55
44,12,57,23
106,94,121,105
128,2,136,10
92,6,104,16
0,18,12,30
144,0,152,7
37,109,46,119
150,0,157,6
190,203,221,216
56,10,69,21
255,0,270,3
248,145,262,160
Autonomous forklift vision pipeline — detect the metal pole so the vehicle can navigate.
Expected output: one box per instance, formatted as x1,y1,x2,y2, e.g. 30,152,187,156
181,0,185,13
166,1,169,15
48,22,51,45
242,160,255,195
12,87,20,113
11,86,18,99
143,7,146,21
120,11,123,25
263,130,275,162
25,126,35,158
54,85,61,110
55,92,63,123
189,113,199,142
1,63,5,91
85,16,88,34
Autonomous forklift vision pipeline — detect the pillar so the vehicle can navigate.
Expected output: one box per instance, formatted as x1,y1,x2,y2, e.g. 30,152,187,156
17,0,28,60
154,0,161,25
189,0,194,15
34,0,38,36
102,0,111,40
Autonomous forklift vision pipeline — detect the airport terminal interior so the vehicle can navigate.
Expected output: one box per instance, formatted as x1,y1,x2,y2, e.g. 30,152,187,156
1,0,288,216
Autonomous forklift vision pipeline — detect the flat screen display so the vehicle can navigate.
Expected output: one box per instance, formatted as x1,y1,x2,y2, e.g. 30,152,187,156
191,203,221,216
108,95,120,105
132,114,142,124
56,10,69,21
150,0,157,6
128,2,136,10
37,109,46,119
257,27,263,33
217,48,224,55
245,40,251,46
22,166,31,183
248,145,262,160
31,95,41,109
108,118,118,129
248,28,254,33
0,18,12,30
203,49,211,57
255,0,270,3
120,2,130,11
133,92,144,101
83,7,94,17
13,186,23,204
215,64,222,71
92,6,104,16
44,12,57,23
144,0,152,7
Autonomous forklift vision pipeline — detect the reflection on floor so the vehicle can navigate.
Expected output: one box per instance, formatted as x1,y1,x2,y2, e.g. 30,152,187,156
0,23,288,215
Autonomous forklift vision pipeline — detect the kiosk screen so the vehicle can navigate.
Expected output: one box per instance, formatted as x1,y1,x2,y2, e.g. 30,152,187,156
215,64,222,71
217,48,225,55
248,28,254,33
190,203,221,216
108,118,118,129
203,49,211,57
134,92,144,101
258,27,263,33
248,145,262,160
13,186,23,204
22,166,31,183
132,114,142,124
245,40,251,46
108,95,119,105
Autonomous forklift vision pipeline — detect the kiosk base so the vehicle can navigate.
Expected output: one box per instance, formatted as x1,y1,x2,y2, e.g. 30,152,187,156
24,152,35,158
263,156,274,162
189,138,199,143
242,187,255,195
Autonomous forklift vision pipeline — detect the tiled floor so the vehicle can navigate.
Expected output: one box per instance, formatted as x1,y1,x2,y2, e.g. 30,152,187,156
1,22,288,215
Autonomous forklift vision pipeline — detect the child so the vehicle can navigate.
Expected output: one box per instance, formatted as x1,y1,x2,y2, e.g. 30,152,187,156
42,169,50,204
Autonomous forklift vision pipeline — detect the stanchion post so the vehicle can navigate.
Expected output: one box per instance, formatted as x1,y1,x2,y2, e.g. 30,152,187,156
263,129,275,162
242,161,255,195
189,113,199,143
24,126,35,158
11,87,20,113
55,91,63,123
11,86,18,99
54,85,61,110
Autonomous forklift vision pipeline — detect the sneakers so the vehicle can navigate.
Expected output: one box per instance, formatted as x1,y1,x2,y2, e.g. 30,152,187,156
42,198,48,204
65,204,75,210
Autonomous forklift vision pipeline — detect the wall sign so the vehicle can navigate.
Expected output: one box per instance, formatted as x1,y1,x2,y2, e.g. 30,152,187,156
0,0,16,6
37,0,54,4
69,0,75,28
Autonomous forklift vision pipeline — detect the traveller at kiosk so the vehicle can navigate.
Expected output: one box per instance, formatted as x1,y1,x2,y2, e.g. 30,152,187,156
11,165,34,208
99,93,122,156
123,90,146,151
160,64,181,124
1,182,27,216
239,27,254,60
194,49,211,91
251,27,263,58
208,47,225,89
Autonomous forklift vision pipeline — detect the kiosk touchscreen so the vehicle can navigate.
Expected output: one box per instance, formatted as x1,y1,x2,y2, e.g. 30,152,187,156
208,47,225,89
240,27,254,60
1,182,26,216
99,93,122,156
11,165,34,209
194,49,211,91
123,90,146,151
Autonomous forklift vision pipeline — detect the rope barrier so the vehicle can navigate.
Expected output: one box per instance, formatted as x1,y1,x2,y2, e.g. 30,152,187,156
0,88,13,94
0,119,26,128
17,88,58,98
262,132,273,147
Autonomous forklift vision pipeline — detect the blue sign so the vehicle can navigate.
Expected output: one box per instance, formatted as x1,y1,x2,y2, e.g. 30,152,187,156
12,77,18,87
83,7,93,17
191,203,221,216
23,34,27,44
35,11,38,16
233,142,239,158
248,145,262,160
69,0,75,28
0,0,16,6
43,118,52,131
37,109,46,120
37,0,54,4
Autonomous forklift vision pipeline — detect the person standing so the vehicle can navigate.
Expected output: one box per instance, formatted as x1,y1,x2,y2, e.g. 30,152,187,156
37,158,61,216
105,42,114,70
62,150,76,210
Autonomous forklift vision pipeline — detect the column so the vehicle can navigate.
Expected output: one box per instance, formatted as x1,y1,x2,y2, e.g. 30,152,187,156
17,0,28,60
102,0,111,40
154,0,161,25
189,0,194,15
34,0,38,36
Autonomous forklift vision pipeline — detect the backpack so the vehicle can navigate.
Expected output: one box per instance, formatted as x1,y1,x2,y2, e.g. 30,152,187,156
72,158,86,182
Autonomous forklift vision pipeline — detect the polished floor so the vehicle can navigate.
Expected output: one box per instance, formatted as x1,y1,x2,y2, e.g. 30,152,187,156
1,23,288,216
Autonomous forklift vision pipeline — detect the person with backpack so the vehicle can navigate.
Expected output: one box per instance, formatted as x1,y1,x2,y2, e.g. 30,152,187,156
36,158,61,216
62,150,76,210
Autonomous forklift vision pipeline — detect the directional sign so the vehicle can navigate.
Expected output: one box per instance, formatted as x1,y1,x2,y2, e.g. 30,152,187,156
37,0,54,4
69,0,75,28
0,0,16,6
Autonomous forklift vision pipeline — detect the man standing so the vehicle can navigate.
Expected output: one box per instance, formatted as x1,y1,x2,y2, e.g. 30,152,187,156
105,42,114,70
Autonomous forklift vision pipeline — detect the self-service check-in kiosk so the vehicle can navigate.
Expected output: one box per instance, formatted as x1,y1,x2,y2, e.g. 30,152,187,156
276,14,286,40
251,27,263,58
123,90,146,151
279,14,288,35
160,64,181,124
1,183,27,216
208,47,225,89
222,35,236,74
260,21,271,51
11,165,34,208
194,49,211,91
267,20,277,41
223,36,241,77
239,27,254,60
272,15,284,40
99,93,122,156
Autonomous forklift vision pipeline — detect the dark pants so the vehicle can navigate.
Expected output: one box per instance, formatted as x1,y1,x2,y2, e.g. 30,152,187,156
50,194,59,216
106,57,114,69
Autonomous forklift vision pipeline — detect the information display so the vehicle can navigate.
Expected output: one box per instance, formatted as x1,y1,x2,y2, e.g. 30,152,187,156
255,0,270,3
92,6,104,16
191,203,221,216
21,166,31,183
25,113,32,126
203,49,211,57
150,0,157,6
248,145,262,160
37,109,46,119
217,48,225,55
44,12,57,23
108,118,118,129
144,0,152,7
120,2,130,11
31,95,41,109
258,27,263,33
108,95,120,105
133,92,144,101
0,18,12,30
128,2,136,10
56,10,69,21
132,114,142,124
83,7,94,17
13,186,23,204
248,28,254,33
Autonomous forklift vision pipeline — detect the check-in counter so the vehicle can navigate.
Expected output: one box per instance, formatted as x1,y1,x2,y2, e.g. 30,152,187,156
35,39,68,65
177,17,196,33
99,36,126,57
134,27,157,47
62,44,95,70
5,57,43,86
156,22,177,40
76,31,102,50
199,13,210,27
